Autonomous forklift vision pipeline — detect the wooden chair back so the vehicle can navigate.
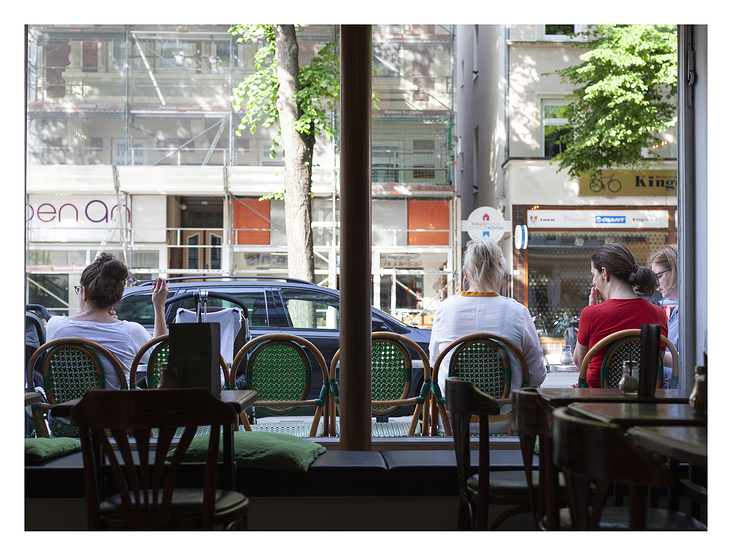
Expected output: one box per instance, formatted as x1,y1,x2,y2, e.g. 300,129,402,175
577,329,678,388
551,406,675,530
231,333,330,437
512,388,559,529
71,388,242,530
445,377,501,529
26,338,128,438
327,332,433,436
431,333,530,436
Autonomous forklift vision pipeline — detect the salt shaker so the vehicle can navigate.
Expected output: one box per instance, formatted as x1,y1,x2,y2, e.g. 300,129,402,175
619,361,639,395
689,365,707,414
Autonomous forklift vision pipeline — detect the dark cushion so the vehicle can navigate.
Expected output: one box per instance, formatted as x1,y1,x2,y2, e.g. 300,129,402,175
170,431,326,473
25,437,82,463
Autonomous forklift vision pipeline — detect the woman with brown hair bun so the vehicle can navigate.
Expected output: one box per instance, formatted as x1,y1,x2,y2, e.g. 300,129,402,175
572,243,667,388
46,253,168,389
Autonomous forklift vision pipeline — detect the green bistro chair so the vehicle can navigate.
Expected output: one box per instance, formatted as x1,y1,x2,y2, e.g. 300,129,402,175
130,334,235,390
25,338,128,438
328,331,433,436
431,333,531,437
577,329,679,389
231,333,330,437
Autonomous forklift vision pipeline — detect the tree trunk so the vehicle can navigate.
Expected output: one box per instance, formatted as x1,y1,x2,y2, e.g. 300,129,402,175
274,24,316,283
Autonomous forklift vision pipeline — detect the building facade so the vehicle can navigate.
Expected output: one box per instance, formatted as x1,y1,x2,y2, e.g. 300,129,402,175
25,24,458,323
455,24,678,358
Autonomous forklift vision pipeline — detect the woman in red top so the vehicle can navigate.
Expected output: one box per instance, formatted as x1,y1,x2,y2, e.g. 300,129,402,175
572,243,667,388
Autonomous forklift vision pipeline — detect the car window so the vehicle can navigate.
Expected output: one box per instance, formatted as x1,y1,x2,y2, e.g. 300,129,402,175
178,289,270,327
279,287,339,330
114,292,159,325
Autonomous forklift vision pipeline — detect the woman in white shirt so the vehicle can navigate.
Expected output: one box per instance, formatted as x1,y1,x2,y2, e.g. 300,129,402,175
429,237,546,401
46,253,168,389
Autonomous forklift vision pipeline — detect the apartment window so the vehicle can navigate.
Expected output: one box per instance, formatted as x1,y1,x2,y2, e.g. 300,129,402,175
542,25,583,41
541,100,570,157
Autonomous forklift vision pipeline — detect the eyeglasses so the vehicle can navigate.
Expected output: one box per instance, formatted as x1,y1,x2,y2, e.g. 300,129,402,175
74,285,82,295
654,270,670,282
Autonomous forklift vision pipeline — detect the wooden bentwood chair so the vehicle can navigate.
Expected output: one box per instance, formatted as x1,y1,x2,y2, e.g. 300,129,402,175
445,377,536,530
578,329,679,389
230,333,330,437
512,388,566,530
26,338,128,438
130,334,236,390
71,388,249,530
430,333,530,436
552,407,706,531
328,332,433,436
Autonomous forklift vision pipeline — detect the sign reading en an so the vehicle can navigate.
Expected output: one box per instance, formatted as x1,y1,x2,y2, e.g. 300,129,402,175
578,170,677,197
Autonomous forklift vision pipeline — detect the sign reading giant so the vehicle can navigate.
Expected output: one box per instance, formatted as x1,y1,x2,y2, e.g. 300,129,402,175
526,209,669,229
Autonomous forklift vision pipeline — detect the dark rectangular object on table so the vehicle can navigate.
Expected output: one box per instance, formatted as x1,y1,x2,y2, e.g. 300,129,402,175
169,322,221,394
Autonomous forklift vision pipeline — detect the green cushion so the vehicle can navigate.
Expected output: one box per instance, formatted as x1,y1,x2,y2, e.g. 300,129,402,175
25,437,82,462
169,431,326,473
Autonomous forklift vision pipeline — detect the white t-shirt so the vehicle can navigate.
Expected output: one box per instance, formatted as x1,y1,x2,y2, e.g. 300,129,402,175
46,316,153,389
428,292,547,434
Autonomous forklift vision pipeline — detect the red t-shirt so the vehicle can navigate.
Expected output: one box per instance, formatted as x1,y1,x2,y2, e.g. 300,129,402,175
577,298,668,388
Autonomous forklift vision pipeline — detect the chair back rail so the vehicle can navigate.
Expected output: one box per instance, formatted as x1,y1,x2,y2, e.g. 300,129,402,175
577,329,679,388
430,333,531,437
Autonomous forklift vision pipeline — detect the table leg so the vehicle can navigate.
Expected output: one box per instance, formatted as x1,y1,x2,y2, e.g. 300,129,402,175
222,423,236,490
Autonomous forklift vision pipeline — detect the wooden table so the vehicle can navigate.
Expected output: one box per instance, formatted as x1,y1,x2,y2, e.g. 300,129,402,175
536,388,690,406
626,425,707,468
51,388,258,490
567,402,706,428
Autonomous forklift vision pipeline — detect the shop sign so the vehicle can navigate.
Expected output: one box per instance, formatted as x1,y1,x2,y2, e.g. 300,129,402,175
578,170,677,196
463,206,510,241
527,209,669,229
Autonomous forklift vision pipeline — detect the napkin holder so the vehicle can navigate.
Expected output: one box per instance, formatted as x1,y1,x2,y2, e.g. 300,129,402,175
638,323,660,398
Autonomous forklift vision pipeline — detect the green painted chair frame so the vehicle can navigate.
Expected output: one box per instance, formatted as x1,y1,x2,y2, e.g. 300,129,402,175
430,333,531,437
25,338,128,438
231,333,330,437
552,406,706,531
577,329,679,389
130,334,235,390
327,331,433,436
71,388,249,530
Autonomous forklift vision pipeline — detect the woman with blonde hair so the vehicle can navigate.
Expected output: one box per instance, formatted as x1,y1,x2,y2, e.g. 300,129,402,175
429,237,546,403
650,244,679,387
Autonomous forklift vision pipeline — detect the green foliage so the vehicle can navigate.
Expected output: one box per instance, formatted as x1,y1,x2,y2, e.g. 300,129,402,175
548,25,677,184
229,24,340,161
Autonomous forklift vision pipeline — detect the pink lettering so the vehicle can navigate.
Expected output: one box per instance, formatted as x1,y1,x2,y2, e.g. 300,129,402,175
85,200,109,223
36,203,57,223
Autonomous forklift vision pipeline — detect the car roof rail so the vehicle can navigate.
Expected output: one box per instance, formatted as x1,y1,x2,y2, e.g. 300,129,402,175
130,275,315,287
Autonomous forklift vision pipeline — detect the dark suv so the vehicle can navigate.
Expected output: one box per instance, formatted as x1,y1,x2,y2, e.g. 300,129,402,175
115,276,432,411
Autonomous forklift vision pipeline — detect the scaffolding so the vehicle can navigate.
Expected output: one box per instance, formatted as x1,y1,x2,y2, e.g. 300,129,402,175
25,24,457,321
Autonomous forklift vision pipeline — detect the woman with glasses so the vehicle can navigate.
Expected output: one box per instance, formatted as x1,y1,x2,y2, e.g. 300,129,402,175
46,253,168,389
572,243,668,388
650,245,679,387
